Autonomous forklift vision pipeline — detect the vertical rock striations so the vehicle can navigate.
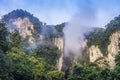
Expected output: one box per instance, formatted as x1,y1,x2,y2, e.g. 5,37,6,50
53,37,64,71
88,31,120,69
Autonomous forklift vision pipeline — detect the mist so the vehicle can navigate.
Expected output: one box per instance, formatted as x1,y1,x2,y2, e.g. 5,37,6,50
63,0,120,58
63,2,95,58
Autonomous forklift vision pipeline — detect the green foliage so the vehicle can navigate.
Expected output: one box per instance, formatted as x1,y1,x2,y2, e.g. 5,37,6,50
43,25,57,42
35,44,60,65
67,63,118,80
10,30,23,48
68,63,102,80
85,28,105,46
47,70,65,80
0,23,10,52
99,68,113,80
106,15,120,31
115,52,120,66
0,22,63,80
67,53,120,80
110,53,120,80
0,23,8,41
1,10,120,80
114,52,120,79
86,15,120,55
85,28,108,55
6,47,33,80
54,23,65,36
2,9,42,37
6,47,48,80
0,50,14,80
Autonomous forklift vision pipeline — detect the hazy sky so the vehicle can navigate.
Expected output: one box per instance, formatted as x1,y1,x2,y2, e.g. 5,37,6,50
0,0,120,25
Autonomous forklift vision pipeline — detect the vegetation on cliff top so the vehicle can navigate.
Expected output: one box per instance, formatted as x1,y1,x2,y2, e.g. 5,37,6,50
1,10,120,80
2,9,42,35
85,15,120,55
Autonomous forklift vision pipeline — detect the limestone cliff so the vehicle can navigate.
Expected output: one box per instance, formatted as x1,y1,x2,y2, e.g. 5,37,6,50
1,9,42,49
53,37,64,71
88,31,120,69
5,17,41,49
13,17,35,43
1,10,66,70
89,45,103,62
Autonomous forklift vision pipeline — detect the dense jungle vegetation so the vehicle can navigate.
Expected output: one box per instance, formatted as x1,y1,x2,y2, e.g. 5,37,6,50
1,14,120,80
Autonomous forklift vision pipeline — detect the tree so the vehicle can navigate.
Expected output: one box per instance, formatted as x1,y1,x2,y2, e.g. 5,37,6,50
47,70,65,80
0,49,14,80
68,63,103,80
6,47,33,80
34,44,60,65
115,52,120,66
113,52,120,79
99,68,113,80
54,23,65,36
6,47,48,80
0,23,9,52
10,30,23,48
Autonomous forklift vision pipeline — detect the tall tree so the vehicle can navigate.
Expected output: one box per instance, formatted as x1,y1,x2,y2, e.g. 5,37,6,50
10,29,22,48
0,23,9,52
34,44,60,65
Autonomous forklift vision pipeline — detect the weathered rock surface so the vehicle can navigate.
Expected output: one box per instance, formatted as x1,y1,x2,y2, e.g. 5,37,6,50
89,31,120,69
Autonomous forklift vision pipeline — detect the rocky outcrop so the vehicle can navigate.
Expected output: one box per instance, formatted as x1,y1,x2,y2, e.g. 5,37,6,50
1,9,67,71
13,17,35,43
53,37,64,71
5,17,41,50
1,9,43,49
89,45,103,62
107,31,120,68
89,31,120,69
